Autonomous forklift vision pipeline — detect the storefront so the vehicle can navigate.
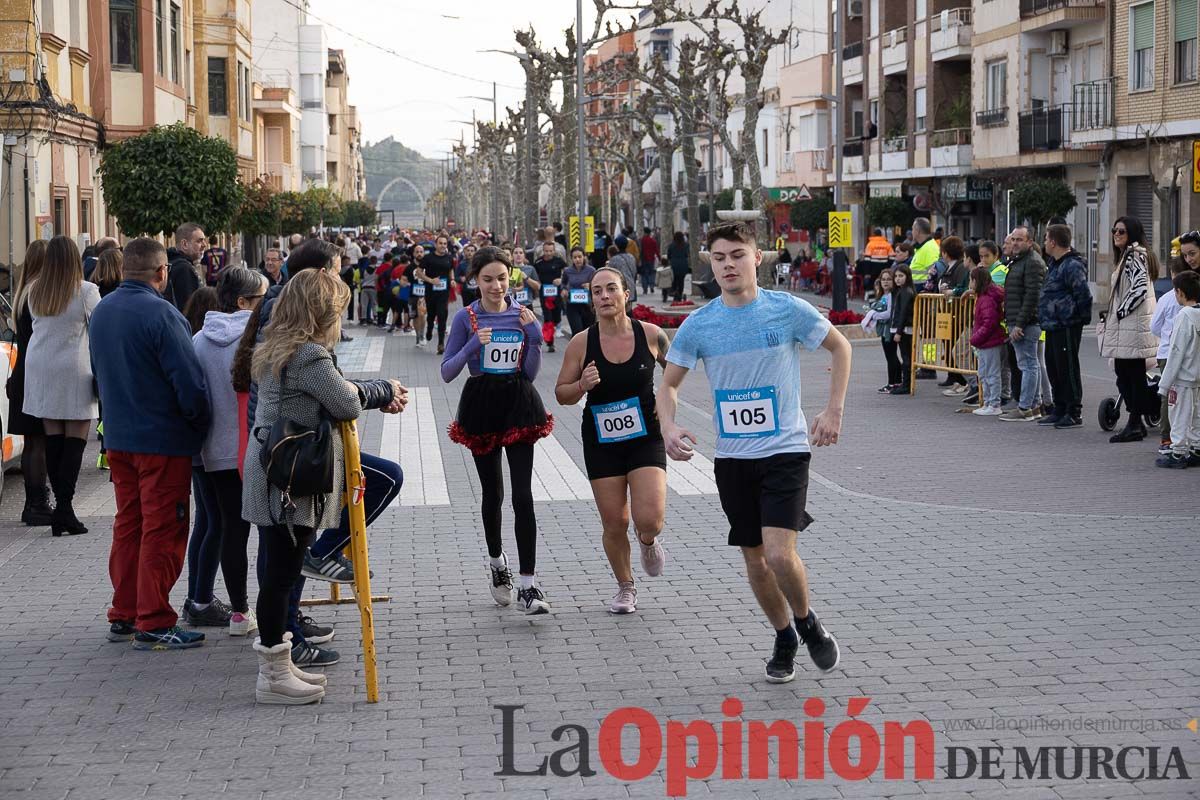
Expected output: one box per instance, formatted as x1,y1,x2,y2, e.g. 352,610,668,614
937,177,995,241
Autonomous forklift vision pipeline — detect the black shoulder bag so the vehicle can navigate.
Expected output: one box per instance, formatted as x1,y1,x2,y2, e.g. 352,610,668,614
259,366,335,512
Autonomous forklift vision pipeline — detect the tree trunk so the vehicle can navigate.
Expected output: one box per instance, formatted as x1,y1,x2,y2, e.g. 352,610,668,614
742,78,764,211
681,113,702,273
658,145,676,243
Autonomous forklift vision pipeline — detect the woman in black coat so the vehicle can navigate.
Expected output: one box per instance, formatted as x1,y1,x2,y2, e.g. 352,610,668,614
7,240,52,525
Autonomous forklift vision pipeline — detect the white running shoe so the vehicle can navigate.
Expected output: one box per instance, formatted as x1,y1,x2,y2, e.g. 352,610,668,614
609,582,637,614
517,585,551,615
229,610,258,636
489,555,514,606
972,405,1003,416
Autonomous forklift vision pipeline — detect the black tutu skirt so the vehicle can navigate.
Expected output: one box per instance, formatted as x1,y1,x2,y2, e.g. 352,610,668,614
449,373,553,456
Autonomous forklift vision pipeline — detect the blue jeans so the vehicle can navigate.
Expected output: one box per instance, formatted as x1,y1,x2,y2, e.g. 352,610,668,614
1011,325,1041,410
976,345,1003,408
186,467,222,604
285,451,403,639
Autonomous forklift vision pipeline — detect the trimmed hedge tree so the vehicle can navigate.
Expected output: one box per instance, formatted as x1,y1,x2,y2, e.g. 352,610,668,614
99,123,242,237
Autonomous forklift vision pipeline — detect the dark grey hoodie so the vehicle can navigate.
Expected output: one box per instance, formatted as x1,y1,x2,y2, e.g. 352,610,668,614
193,309,252,471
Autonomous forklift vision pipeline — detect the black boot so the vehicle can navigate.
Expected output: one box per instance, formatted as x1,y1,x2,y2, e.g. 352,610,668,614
50,437,88,537
1109,413,1147,444
21,484,54,526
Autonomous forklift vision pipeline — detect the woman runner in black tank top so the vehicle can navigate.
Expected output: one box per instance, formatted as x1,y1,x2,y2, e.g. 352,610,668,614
555,266,671,615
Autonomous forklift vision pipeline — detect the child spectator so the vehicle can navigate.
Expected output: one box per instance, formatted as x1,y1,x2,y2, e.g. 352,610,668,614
968,266,1007,416
360,256,378,325
888,264,916,395
861,269,897,392
1151,259,1191,452
1156,270,1200,468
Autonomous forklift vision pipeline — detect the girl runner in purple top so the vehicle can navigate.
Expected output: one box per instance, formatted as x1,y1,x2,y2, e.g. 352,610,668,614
441,246,554,615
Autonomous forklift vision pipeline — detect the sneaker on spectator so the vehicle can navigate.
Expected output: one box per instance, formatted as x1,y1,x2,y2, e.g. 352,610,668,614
961,390,979,404
297,615,335,645
999,407,1038,422
1054,416,1082,429
183,598,232,627
1037,413,1064,426
132,626,205,651
942,385,968,396
972,405,1003,416
1158,439,1173,455
291,638,340,667
1156,453,1188,469
229,610,258,636
107,621,135,642
302,549,354,583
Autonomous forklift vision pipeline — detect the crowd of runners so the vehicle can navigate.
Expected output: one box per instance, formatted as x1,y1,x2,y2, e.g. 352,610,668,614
7,219,851,705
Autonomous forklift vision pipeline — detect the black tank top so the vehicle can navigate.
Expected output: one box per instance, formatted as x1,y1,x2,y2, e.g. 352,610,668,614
582,320,660,445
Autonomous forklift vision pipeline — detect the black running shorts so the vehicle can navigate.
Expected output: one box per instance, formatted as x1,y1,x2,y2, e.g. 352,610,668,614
583,435,666,481
713,452,814,547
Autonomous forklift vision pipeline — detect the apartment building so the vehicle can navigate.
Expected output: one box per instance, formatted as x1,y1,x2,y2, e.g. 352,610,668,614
324,49,363,201
193,0,255,180
584,29,637,229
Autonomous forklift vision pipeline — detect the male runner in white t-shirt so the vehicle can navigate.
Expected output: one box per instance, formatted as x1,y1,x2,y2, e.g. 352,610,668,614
659,222,852,683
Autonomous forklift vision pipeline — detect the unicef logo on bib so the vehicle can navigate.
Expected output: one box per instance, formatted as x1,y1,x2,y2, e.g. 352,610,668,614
482,330,523,374
592,397,647,443
715,386,779,438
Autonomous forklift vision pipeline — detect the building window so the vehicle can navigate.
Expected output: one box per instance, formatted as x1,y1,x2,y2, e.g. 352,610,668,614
329,113,337,135
155,0,164,75
110,0,138,70
244,65,252,120
53,197,66,236
914,87,927,132
1131,2,1156,91
237,62,245,121
762,128,769,166
170,4,181,84
650,39,670,63
208,57,228,115
79,197,91,236
1174,0,1198,82
986,59,1007,110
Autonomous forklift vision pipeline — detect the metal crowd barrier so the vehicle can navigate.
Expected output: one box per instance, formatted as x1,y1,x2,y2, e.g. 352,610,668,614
911,292,978,394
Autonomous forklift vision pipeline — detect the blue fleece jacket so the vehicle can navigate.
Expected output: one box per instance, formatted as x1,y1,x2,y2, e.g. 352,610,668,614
90,280,210,456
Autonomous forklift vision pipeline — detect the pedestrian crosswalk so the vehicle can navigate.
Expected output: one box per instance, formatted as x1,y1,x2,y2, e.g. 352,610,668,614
373,386,721,507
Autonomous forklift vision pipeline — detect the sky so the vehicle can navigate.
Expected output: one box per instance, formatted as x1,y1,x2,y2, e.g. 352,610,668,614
307,0,612,160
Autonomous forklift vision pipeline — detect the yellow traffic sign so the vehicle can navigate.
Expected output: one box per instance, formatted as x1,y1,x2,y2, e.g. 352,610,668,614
584,215,595,253
828,211,852,248
568,216,582,249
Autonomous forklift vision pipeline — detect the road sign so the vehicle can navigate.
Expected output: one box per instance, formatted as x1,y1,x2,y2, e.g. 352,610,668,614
828,211,852,248
1194,142,1200,193
584,215,595,253
569,216,582,249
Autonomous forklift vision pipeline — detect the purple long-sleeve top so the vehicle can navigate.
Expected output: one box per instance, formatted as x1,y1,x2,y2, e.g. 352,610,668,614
440,298,544,382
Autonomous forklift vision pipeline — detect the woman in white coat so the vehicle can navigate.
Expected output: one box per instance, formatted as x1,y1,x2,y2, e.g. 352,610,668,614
23,236,101,536
1101,216,1160,443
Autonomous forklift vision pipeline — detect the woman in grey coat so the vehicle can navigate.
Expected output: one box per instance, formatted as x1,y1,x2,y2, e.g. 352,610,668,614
23,236,100,537
242,268,399,704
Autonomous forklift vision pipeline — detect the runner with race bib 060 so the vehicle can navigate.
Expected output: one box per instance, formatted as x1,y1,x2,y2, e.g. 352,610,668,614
657,222,852,684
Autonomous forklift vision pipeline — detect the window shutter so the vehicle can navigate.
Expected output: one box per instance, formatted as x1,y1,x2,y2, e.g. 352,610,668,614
1133,3,1156,51
1174,0,1197,42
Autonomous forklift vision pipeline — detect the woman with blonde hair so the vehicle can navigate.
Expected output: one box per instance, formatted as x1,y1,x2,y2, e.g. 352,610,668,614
241,268,401,704
7,239,53,526
23,236,101,536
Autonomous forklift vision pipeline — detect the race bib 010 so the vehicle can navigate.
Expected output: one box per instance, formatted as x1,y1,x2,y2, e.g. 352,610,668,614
569,288,589,304
715,386,779,439
592,397,647,443
482,330,523,374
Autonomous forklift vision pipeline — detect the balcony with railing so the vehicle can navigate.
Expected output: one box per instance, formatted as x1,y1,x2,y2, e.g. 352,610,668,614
779,149,831,186
841,139,866,175
975,107,1008,128
1071,77,1113,135
882,28,907,75
1019,0,1106,30
843,41,864,84
930,127,972,169
880,135,908,172
930,8,972,61
1019,105,1071,152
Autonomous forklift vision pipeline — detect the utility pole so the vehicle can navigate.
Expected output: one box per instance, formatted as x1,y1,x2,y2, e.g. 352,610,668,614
708,74,717,232
831,0,848,313
576,0,588,231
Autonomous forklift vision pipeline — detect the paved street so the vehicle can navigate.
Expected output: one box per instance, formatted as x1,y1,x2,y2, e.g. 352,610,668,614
1,308,1197,800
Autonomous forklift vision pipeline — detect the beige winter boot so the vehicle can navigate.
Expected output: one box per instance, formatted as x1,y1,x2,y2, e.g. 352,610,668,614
282,632,328,687
254,639,325,704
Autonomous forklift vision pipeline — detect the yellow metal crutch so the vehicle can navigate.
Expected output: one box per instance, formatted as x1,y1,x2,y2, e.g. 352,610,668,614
339,421,381,702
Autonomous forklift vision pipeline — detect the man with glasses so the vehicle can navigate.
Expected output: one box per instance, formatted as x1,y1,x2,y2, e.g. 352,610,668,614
999,226,1047,421
260,248,287,287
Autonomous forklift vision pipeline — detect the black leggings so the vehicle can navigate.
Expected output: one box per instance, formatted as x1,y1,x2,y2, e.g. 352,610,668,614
208,469,251,613
257,524,315,647
881,337,902,385
565,304,594,336
1114,358,1154,420
426,293,449,345
896,333,913,388
472,444,537,574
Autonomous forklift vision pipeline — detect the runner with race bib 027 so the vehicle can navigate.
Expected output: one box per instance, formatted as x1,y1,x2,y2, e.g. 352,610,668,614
442,246,555,615
657,222,852,684
555,266,669,615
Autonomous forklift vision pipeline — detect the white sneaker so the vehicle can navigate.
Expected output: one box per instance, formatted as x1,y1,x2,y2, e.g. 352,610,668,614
942,384,968,396
972,405,1003,416
229,610,258,636
415,338,425,348
489,555,514,606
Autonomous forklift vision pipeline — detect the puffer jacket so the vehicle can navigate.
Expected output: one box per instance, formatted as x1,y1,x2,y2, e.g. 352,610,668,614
1039,249,1093,331
1100,244,1158,360
970,284,1006,349
1003,248,1045,330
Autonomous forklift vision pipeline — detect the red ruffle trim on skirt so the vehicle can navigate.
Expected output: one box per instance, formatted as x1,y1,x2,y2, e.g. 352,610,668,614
448,415,555,456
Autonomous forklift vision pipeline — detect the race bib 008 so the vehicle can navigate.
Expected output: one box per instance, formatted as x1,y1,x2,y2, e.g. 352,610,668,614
592,397,647,443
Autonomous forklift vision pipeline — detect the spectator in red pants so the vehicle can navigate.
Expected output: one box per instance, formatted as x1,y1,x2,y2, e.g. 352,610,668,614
89,238,211,650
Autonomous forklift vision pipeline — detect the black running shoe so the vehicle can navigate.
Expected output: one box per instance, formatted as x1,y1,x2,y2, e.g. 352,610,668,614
297,614,335,645
291,638,340,667
797,611,840,672
765,637,798,683
107,621,135,642
183,598,232,627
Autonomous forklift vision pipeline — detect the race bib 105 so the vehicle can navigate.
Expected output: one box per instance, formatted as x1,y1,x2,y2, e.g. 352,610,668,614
715,386,779,438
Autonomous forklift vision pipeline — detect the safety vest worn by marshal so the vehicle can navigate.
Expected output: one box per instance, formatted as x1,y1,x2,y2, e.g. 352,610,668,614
990,262,1009,286
910,238,941,285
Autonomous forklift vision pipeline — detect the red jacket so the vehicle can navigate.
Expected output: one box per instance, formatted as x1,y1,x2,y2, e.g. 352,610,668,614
970,284,1007,349
640,235,660,265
